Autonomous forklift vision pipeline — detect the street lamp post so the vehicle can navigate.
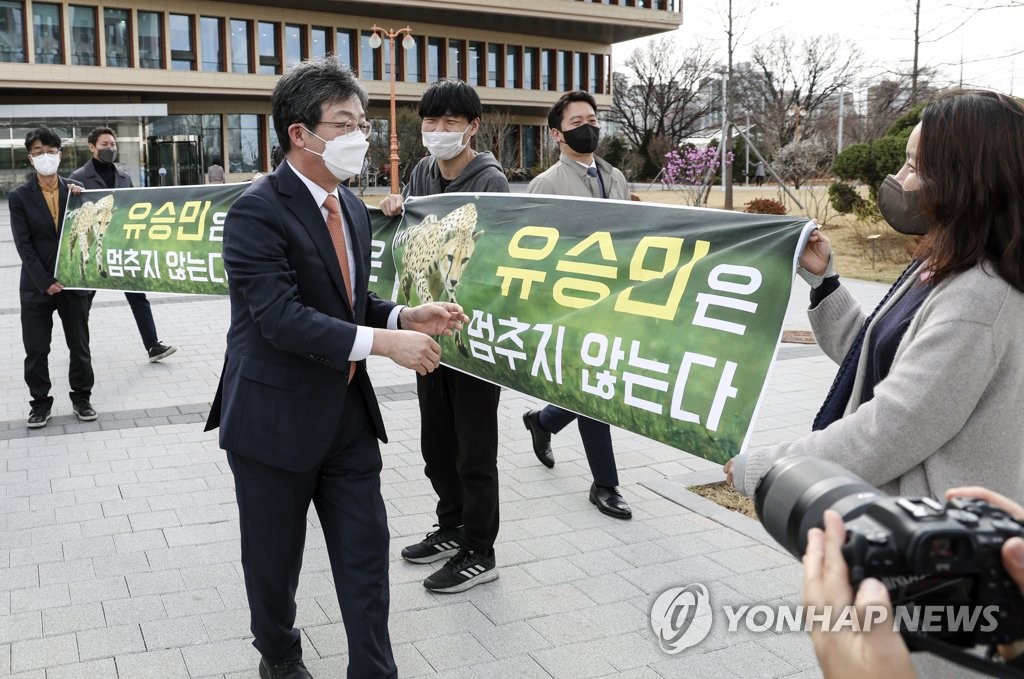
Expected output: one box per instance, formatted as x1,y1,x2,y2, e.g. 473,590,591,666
369,25,414,194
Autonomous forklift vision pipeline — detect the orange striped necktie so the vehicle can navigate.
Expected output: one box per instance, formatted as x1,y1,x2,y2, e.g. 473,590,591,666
322,193,357,383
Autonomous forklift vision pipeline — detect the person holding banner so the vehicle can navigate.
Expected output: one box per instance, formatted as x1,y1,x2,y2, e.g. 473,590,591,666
726,90,1024,504
379,79,509,594
9,127,95,428
205,58,466,679
521,90,634,520
69,127,177,363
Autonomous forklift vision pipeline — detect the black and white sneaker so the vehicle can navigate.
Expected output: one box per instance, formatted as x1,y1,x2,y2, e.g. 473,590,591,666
147,342,177,362
401,526,463,564
423,548,498,593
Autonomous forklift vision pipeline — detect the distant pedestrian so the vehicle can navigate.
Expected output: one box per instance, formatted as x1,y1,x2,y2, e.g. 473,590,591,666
207,158,226,184
754,160,767,187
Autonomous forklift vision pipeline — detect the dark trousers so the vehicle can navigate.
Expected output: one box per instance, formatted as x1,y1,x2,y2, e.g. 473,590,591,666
539,405,620,487
417,366,500,554
21,291,95,410
125,292,158,349
228,393,396,679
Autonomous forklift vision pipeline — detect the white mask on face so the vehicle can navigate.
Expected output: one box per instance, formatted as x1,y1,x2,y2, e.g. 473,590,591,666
422,129,469,161
31,152,60,176
301,127,369,181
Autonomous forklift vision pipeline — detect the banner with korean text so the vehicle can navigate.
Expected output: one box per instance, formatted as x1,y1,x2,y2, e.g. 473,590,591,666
56,185,813,461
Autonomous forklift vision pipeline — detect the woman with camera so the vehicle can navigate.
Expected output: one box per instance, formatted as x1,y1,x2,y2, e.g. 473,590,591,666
725,90,1024,503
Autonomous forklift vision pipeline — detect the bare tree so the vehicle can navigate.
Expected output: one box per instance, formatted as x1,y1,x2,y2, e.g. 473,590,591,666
607,37,717,178
735,34,861,158
476,107,518,168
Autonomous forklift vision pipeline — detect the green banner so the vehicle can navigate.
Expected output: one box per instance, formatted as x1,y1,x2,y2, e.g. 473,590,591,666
56,185,812,461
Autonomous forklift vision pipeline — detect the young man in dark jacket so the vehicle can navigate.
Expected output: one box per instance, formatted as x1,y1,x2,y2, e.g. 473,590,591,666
380,79,508,593
9,127,95,427
69,126,176,362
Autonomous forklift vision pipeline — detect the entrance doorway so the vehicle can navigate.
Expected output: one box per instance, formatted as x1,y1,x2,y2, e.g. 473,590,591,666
146,135,204,186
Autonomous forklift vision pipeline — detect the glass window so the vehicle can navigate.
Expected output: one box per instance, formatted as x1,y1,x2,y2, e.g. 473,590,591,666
169,13,194,70
427,37,442,82
228,113,261,173
541,49,552,90
506,45,519,88
137,10,162,69
590,53,600,93
200,16,222,72
104,8,130,67
336,28,354,71
382,33,391,80
404,35,419,82
359,31,376,80
33,3,62,64
576,52,587,90
230,19,250,73
0,1,26,62
524,47,536,90
69,6,96,65
310,26,328,60
284,24,303,69
447,39,461,80
487,43,499,87
257,21,278,74
558,50,569,91
468,41,483,87
202,113,222,170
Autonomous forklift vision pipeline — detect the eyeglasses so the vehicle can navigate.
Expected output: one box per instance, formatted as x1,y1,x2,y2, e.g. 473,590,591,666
317,120,373,138
29,149,60,157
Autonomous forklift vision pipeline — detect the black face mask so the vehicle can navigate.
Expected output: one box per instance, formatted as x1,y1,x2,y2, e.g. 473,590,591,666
877,175,931,235
97,148,118,164
561,124,600,154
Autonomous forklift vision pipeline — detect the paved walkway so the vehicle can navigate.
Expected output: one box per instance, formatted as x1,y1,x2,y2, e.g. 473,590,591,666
1,198,892,679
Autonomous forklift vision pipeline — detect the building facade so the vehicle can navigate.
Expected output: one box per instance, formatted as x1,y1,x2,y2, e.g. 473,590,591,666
0,0,680,193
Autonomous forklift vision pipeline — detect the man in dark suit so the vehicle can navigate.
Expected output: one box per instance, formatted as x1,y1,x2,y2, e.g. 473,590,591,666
9,127,95,427
69,126,176,363
205,58,466,679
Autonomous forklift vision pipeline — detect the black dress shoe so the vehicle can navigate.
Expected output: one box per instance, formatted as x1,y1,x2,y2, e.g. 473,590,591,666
259,657,312,679
589,483,632,520
72,402,97,421
522,410,554,468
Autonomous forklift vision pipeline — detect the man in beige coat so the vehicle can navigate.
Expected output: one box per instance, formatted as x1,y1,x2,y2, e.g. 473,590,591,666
522,90,633,520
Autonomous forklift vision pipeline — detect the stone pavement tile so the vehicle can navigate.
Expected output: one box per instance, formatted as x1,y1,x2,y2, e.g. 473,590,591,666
46,658,117,679
515,535,582,561
1,564,39,590
69,575,129,605
519,556,588,586
412,632,495,673
91,552,151,579
389,601,494,645
126,569,187,597
42,602,105,636
114,528,169,554
161,587,226,618
0,644,8,675
586,631,665,672
497,515,574,542
128,509,181,531
532,639,618,679
706,544,794,574
700,640,798,679
180,637,261,676
652,652,742,678
720,563,803,601
180,563,244,591
62,535,118,562
562,526,626,553
758,629,818,671
597,668,663,679
11,582,70,613
470,655,551,679
0,610,41,644
469,619,552,660
77,515,131,539
200,608,250,641
102,595,167,625
77,621,146,661
115,648,191,679
10,632,78,673
572,572,646,605
392,642,434,677
141,615,211,651
305,621,347,658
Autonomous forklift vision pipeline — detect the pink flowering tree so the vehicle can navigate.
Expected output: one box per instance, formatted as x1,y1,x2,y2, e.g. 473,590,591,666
663,146,734,206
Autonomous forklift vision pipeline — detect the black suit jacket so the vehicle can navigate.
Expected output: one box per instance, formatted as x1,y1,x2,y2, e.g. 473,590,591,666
68,159,134,189
205,162,396,472
8,175,89,303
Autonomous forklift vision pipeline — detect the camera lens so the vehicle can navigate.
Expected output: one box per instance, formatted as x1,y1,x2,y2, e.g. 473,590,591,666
754,456,883,558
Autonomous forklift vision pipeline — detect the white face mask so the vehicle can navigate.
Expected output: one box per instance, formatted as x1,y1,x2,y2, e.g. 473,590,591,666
301,127,369,181
422,129,469,161
31,152,61,176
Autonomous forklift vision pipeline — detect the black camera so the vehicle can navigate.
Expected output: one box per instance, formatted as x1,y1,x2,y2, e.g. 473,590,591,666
754,456,1024,648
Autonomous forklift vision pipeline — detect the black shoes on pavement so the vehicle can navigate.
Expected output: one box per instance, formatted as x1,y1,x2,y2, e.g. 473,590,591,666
590,483,632,520
423,548,498,593
27,406,51,428
72,401,98,421
522,410,554,468
147,341,177,362
401,526,463,564
258,657,311,679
